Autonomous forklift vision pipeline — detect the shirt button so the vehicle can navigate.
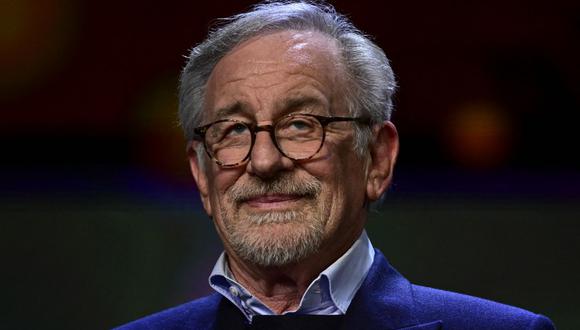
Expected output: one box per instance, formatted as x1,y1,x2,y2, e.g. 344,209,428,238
229,286,240,297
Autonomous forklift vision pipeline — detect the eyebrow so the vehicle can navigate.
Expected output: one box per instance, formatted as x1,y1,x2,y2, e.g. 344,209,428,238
276,95,328,117
213,102,247,120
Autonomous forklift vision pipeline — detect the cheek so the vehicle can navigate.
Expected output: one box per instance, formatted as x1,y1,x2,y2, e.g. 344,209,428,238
302,150,366,217
208,167,245,206
301,136,366,189
327,151,367,211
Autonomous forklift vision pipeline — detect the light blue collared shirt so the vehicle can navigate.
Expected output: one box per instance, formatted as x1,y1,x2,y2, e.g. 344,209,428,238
209,230,375,321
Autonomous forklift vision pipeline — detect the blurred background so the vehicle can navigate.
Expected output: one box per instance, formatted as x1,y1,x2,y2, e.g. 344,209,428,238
1,0,579,328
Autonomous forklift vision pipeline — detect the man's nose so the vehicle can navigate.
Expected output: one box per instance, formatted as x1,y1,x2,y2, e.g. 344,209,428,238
247,130,294,178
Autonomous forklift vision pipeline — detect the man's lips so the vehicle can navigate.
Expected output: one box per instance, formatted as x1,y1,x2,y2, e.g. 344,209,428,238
242,194,303,208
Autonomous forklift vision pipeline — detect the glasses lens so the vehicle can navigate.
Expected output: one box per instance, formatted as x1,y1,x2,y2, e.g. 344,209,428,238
276,115,324,159
205,121,251,165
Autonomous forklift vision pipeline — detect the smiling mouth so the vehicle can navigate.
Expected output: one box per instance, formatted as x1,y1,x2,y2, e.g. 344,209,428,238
243,194,304,209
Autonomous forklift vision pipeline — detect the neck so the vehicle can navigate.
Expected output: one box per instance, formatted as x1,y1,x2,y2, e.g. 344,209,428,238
226,227,363,314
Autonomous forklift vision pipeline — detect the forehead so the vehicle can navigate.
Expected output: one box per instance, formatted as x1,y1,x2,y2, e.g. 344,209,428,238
204,30,346,119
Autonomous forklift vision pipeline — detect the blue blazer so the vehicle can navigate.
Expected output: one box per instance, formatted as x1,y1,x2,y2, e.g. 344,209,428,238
115,250,555,329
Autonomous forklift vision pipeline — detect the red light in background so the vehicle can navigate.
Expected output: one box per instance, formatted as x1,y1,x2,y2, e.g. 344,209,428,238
445,101,514,170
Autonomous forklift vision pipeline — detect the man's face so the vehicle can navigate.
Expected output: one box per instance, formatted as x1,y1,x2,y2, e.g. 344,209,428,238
190,30,373,267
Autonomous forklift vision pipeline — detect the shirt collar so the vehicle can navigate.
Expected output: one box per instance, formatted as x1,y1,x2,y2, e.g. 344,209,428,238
209,230,375,318
320,230,375,312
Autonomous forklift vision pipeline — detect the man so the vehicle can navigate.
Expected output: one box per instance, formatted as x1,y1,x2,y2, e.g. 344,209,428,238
117,2,555,329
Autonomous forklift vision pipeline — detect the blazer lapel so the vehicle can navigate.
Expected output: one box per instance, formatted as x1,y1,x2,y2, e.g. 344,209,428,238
397,321,443,329
341,250,443,330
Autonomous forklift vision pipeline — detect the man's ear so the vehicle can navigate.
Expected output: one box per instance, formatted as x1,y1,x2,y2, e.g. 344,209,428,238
187,142,213,216
366,121,399,201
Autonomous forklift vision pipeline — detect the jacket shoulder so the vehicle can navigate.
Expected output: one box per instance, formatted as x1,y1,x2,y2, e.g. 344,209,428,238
113,293,222,330
411,285,555,329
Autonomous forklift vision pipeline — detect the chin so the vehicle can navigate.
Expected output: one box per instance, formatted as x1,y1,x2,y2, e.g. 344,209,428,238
226,212,325,267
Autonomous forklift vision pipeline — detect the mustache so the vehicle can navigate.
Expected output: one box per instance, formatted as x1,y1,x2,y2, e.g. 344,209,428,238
228,174,322,203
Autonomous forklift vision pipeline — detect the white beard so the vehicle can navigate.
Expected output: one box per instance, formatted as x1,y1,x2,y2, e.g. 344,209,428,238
220,174,325,267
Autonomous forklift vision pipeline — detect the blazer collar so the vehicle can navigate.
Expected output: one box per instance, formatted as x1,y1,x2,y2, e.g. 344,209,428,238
343,249,442,330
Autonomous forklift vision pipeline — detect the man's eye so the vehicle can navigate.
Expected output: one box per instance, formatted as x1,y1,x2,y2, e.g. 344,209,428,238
226,123,249,135
288,120,313,130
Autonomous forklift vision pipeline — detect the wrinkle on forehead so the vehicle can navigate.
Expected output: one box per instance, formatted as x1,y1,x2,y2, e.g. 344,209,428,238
212,30,342,83
204,30,346,120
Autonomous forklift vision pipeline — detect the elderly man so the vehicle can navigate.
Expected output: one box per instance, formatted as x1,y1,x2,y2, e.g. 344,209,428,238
117,2,555,329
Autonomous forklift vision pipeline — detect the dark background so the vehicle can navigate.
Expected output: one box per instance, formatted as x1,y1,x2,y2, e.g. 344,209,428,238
1,0,579,328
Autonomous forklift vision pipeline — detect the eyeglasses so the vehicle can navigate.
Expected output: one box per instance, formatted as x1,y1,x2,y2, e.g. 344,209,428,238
193,113,370,167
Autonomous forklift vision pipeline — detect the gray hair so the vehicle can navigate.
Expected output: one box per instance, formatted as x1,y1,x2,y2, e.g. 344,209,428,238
178,1,396,155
